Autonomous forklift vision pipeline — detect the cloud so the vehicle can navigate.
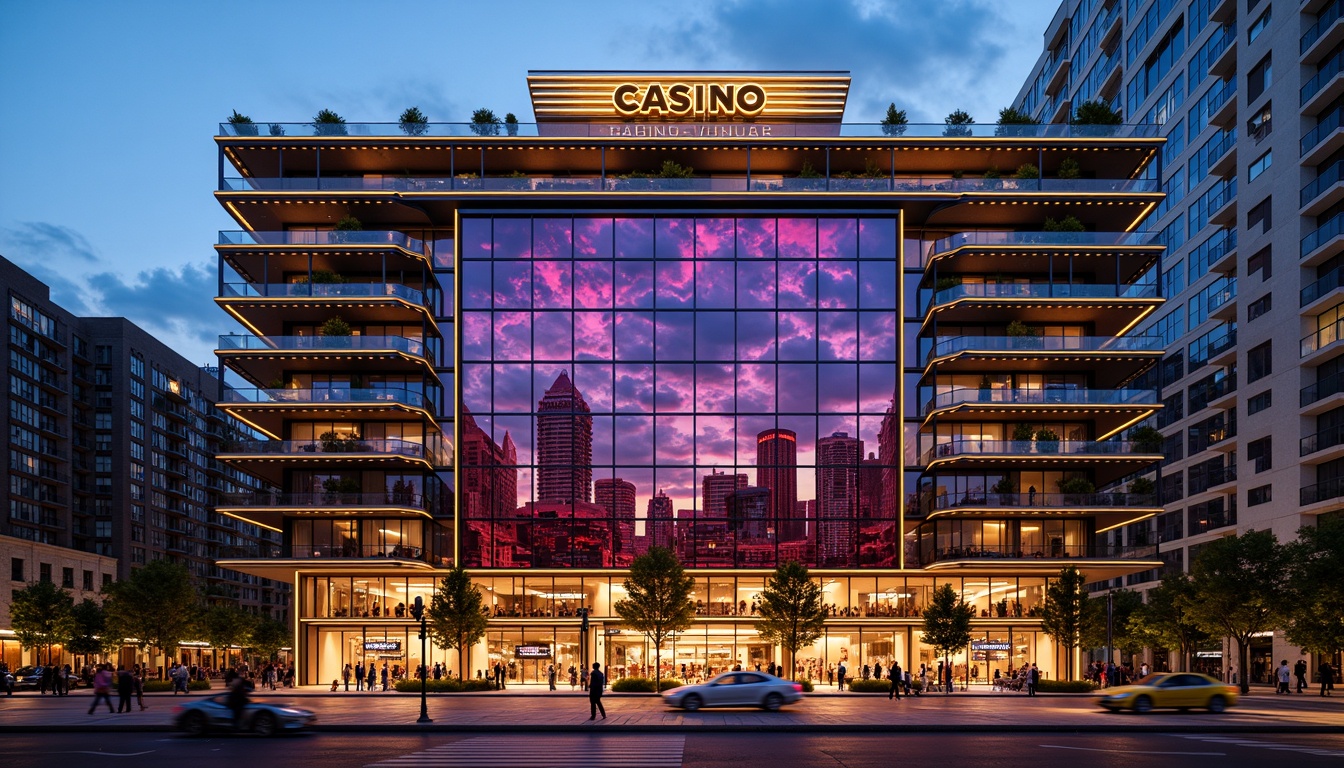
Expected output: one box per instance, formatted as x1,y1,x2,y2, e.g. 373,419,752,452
87,261,220,352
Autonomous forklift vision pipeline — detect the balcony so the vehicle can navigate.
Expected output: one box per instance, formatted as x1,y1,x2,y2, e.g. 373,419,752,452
1206,130,1238,179
215,490,432,529
923,387,1157,415
1206,278,1237,322
218,121,1163,139
1302,424,1344,463
919,543,1159,568
927,231,1158,260
218,334,425,355
1302,370,1344,414
220,282,425,305
924,334,1163,365
1303,265,1344,312
1207,78,1238,129
1207,25,1237,79
1206,181,1238,227
1206,463,1238,491
923,281,1159,314
1302,105,1344,164
1302,319,1344,358
217,542,434,567
1302,0,1344,64
218,387,432,434
1301,476,1344,506
1301,52,1344,115
1302,160,1344,217
218,437,443,463
218,229,430,254
1302,212,1344,265
922,490,1159,531
920,438,1160,483
222,386,428,409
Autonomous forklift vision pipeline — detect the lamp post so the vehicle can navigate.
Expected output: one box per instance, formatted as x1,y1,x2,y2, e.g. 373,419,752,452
411,596,432,723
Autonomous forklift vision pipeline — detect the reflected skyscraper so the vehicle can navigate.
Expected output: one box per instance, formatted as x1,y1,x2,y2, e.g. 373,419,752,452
596,477,637,565
756,428,801,541
645,489,674,551
817,432,862,566
536,371,592,503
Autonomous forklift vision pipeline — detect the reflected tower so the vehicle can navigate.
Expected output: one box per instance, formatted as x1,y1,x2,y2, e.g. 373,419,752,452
756,428,801,541
536,371,593,503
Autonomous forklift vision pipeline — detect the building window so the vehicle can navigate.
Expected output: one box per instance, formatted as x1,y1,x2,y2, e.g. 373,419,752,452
1248,103,1271,142
10,558,22,582
102,573,113,588
1248,246,1271,280
61,567,74,589
1248,6,1271,42
1248,484,1271,506
1248,294,1272,322
1248,436,1272,473
1248,150,1272,181
1247,54,1271,103
39,563,51,583
1247,197,1272,233
1247,341,1272,383
1248,390,1272,414
82,570,93,591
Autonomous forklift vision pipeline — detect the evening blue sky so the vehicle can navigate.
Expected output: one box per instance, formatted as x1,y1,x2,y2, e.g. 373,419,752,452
0,0,1057,366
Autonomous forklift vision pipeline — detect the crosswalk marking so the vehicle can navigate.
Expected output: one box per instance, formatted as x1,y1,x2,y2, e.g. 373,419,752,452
367,735,686,768
1176,735,1344,758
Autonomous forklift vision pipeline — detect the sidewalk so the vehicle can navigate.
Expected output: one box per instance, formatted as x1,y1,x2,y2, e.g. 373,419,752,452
1,686,1340,733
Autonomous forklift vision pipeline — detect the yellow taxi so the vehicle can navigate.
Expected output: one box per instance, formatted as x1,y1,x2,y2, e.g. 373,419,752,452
1095,672,1238,714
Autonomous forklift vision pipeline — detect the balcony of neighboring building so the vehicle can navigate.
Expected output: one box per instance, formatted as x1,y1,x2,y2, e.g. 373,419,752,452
215,490,434,531
919,437,1161,485
920,385,1158,436
1302,369,1344,415
1303,263,1344,315
216,333,438,386
1301,424,1344,465
1300,475,1344,509
217,385,435,436
1302,159,1344,218
1304,2,1344,66
1303,48,1344,116
920,334,1163,388
1302,104,1344,165
1207,24,1237,79
1303,212,1344,266
214,436,447,485
1301,317,1344,363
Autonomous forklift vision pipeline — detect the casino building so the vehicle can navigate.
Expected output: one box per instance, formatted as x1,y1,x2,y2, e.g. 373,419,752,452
214,71,1167,686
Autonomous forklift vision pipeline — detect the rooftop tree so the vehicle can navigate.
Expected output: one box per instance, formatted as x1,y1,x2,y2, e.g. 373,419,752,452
313,108,348,136
399,107,429,136
943,109,975,137
880,104,908,136
470,108,502,136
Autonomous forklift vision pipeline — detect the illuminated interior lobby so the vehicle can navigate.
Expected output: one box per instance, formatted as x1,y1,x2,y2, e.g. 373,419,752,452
213,71,1166,686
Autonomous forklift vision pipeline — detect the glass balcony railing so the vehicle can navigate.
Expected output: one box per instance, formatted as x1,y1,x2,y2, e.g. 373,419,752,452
922,387,1157,416
220,282,425,305
920,439,1152,465
1204,76,1236,121
1301,476,1344,505
1302,0,1344,55
1302,319,1344,356
217,542,431,564
1303,370,1344,407
928,231,1158,257
1303,212,1344,259
220,438,442,464
925,282,1158,312
919,543,1157,565
217,334,427,357
218,121,1163,139
217,229,431,253
923,335,1163,363
1205,278,1237,314
218,491,428,509
1303,266,1344,306
1301,424,1344,456
222,175,1160,195
924,491,1158,514
1302,51,1344,106
221,387,428,409
1302,160,1344,208
1206,178,1237,214
1303,105,1344,158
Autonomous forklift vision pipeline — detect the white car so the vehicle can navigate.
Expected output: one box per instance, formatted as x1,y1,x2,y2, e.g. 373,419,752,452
662,671,804,712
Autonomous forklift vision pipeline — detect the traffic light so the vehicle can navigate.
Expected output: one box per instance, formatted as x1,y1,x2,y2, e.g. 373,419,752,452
411,595,424,621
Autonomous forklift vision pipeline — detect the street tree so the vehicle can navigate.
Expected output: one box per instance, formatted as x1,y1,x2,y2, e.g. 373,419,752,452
1281,517,1344,662
104,559,200,667
614,546,695,689
754,561,828,680
920,583,974,692
9,580,75,664
1042,566,1091,680
200,603,257,669
1125,572,1207,672
427,566,489,677
66,598,121,659
1183,529,1288,694
248,617,289,664
1081,588,1144,660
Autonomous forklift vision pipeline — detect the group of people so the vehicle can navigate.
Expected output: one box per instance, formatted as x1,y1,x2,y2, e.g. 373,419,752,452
85,663,149,714
1276,659,1336,696
992,665,1043,695
1085,660,1136,688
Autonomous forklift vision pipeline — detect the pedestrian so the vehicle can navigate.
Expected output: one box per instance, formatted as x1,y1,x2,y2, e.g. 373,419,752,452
355,661,364,691
434,662,443,681
366,663,376,692
40,664,53,695
936,661,944,693
873,661,882,682
945,662,954,693
1028,664,1039,697
1276,660,1291,694
548,663,557,691
827,666,834,687
381,662,389,691
580,665,589,691
837,661,847,691
343,663,352,692
1140,661,1149,677
0,661,11,696
284,665,295,688
226,672,253,731
888,662,901,700
1321,661,1335,697
116,665,134,713
862,663,870,681
904,667,913,696
588,662,606,720
1294,659,1308,694
87,664,115,714
133,666,147,710
1028,485,1037,505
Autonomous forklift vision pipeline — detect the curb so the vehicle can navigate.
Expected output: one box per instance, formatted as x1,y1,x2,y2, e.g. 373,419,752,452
1,723,1340,735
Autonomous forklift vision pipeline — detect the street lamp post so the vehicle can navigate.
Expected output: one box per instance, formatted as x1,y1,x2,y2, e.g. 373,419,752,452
411,596,432,724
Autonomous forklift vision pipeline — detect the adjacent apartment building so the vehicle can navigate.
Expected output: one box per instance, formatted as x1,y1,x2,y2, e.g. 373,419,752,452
213,69,1168,686
1012,0,1344,682
2,255,288,668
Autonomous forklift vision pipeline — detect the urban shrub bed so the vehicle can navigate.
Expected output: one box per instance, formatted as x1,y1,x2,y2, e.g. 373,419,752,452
846,679,894,693
610,677,685,693
142,679,211,692
1034,680,1097,693
393,678,496,693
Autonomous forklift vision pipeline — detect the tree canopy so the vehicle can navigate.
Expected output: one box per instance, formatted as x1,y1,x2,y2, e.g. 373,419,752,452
1081,587,1145,658
754,561,827,680
104,559,200,662
66,598,120,657
9,579,75,664
427,566,489,675
1042,566,1091,680
614,547,695,687
248,617,289,663
200,604,256,668
880,103,908,136
1126,572,1207,672
1281,517,1344,660
920,583,974,690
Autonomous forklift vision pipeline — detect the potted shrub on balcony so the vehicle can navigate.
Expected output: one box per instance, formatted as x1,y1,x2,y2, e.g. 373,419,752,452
505,112,520,137
934,275,962,294
1056,475,1095,502
1072,100,1123,136
398,106,429,136
470,108,502,136
268,123,286,136
792,161,826,191
991,477,1018,505
994,106,1039,137
943,109,974,137
227,110,259,136
1014,163,1040,180
1011,423,1034,450
1056,157,1081,179
1128,476,1155,498
1034,428,1060,453
1130,425,1164,454
313,109,348,136
880,104,908,136
295,269,346,286
322,476,363,503
1043,215,1086,233
980,166,1002,190
331,214,362,244
319,315,353,347
493,170,532,191
1005,320,1042,348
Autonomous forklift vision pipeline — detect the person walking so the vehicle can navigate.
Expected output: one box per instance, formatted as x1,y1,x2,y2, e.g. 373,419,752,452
0,661,11,696
1028,664,1039,697
888,662,902,700
580,665,589,692
355,661,364,692
548,664,557,691
1294,659,1308,694
588,662,606,720
40,664,53,696
366,663,376,692
1321,661,1335,697
1276,660,1291,694
381,662,390,692
904,666,913,696
343,663,352,692
133,666,147,711
836,661,847,691
116,665,134,713
873,661,882,682
88,664,114,715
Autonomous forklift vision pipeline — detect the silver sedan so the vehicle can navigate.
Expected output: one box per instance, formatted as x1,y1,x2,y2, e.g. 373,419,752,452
662,672,804,712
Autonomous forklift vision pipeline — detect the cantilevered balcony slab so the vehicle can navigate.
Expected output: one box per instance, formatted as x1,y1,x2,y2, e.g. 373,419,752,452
921,335,1163,389
916,543,1162,581
921,387,1158,436
216,334,436,385
215,491,432,531
920,439,1161,486
217,283,437,337
217,387,434,436
921,491,1161,533
215,438,442,485
921,283,1160,337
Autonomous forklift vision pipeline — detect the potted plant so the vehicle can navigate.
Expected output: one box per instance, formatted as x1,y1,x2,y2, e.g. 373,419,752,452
943,109,974,137
268,123,286,136
399,107,429,136
1043,215,1086,232
228,110,258,136
1057,157,1081,179
880,104,908,136
994,106,1039,137
1072,100,1123,136
1011,423,1035,446
313,109,348,136
470,108,502,136
1128,476,1155,496
1005,320,1041,347
319,316,353,346
295,269,346,286
935,275,962,293
1034,427,1060,453
1057,475,1095,498
792,160,826,190
1130,426,1164,454
494,170,532,190
991,476,1018,503
505,112,520,137
332,214,362,244
1014,163,1040,180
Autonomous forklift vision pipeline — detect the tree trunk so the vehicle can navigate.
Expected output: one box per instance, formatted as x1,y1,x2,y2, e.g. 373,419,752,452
654,642,661,692
1237,639,1250,695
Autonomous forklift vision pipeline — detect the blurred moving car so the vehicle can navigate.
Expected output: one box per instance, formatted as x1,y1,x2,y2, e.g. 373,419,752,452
662,671,804,712
1095,672,1238,713
173,695,316,736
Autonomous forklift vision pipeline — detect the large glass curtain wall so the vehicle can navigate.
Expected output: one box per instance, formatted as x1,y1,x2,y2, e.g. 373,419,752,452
459,216,901,568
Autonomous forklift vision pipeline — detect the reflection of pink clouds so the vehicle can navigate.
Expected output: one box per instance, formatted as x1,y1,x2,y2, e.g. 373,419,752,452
819,261,858,308
859,261,898,308
858,312,897,360
695,261,734,307
737,218,776,259
493,261,530,308
818,219,857,259
858,363,898,412
656,219,694,260
778,311,817,360
696,311,734,360
615,313,653,360
735,312,775,360
462,363,490,410
615,261,653,307
735,363,775,412
575,218,613,258
574,262,613,308
573,363,614,412
819,364,858,412
655,363,693,411
533,218,573,259
819,312,858,360
615,218,653,259
695,364,734,412
778,218,816,259
462,268,492,309
491,364,532,412
614,415,653,463
462,311,491,360
859,218,897,260
460,218,493,257
533,312,573,360
656,260,694,307
655,314,693,359
778,261,817,308
656,415,694,464
533,260,572,308
778,364,817,413
573,312,613,360
736,261,775,307
696,219,734,258
694,415,735,464
615,364,653,412
492,219,531,259
493,312,531,360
